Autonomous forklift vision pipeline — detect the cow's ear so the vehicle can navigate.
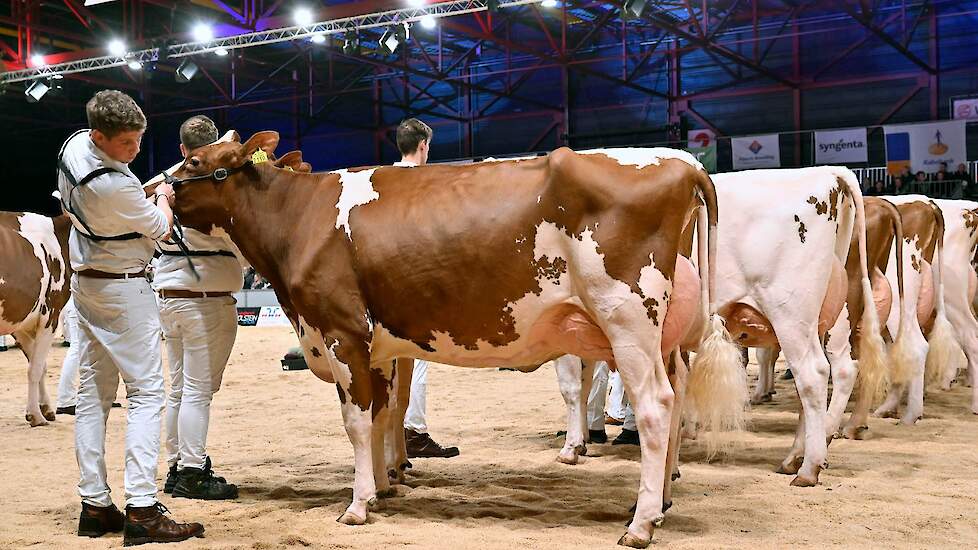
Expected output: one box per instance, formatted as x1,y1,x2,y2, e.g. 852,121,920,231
219,130,240,143
275,150,302,170
298,161,312,173
242,131,279,156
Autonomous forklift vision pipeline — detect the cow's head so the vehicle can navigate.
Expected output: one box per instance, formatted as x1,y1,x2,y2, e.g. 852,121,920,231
169,130,280,233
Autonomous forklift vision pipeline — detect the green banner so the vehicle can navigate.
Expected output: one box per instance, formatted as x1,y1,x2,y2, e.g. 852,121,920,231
685,145,717,173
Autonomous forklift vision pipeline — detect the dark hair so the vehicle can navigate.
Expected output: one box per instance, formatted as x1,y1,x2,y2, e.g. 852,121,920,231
395,118,433,156
180,115,219,152
86,90,146,138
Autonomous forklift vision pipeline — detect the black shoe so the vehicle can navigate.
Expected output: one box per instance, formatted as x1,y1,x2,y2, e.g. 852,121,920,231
405,429,460,458
78,502,125,537
163,463,179,494
112,402,123,408
780,369,794,380
588,429,608,444
612,428,640,446
56,405,76,416
172,466,238,500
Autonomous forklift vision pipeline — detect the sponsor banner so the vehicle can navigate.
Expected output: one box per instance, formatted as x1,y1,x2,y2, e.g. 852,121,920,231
731,134,781,170
687,129,716,148
256,306,292,327
815,128,868,164
953,98,978,120
236,307,261,327
884,120,967,175
685,145,717,173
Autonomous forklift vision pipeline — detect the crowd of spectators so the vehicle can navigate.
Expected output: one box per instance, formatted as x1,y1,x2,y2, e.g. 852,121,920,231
864,162,975,198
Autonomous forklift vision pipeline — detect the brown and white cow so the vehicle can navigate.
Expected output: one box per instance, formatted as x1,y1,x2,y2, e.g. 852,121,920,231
165,132,735,547
704,167,886,486
0,212,72,426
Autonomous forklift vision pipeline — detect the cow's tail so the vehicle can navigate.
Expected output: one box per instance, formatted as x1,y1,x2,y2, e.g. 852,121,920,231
837,170,888,406
882,197,916,392
924,200,964,389
686,170,748,458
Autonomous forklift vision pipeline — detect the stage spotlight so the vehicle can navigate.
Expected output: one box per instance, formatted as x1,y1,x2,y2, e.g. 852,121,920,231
215,47,229,56
420,15,436,29
407,0,424,6
294,7,314,26
343,31,360,55
25,79,49,103
175,59,199,83
30,53,46,67
193,23,214,42
541,0,557,7
108,39,126,56
127,59,142,70
623,0,648,18
310,33,327,44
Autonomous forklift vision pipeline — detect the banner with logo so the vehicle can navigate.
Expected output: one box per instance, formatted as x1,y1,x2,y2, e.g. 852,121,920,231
814,128,868,164
236,307,261,327
256,306,292,327
884,120,967,175
952,98,978,120
731,134,780,170
685,145,717,173
687,129,716,148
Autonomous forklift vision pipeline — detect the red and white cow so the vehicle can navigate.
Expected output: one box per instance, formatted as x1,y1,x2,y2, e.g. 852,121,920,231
0,212,72,426
166,134,735,547
707,167,885,485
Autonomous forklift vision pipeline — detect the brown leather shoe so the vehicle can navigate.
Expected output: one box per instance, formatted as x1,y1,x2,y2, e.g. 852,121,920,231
123,503,204,546
604,414,624,426
405,428,460,458
78,502,125,537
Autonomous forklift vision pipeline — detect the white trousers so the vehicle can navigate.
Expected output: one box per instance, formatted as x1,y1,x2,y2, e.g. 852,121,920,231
72,275,164,508
160,296,237,470
586,367,634,430
403,359,428,433
57,298,81,408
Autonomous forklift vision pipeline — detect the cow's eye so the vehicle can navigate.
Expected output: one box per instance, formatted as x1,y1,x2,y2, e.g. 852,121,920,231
190,157,201,167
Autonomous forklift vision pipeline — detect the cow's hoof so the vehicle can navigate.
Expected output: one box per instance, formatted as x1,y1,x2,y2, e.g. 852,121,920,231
576,444,588,456
842,425,868,440
336,511,366,526
662,500,672,513
776,457,804,475
749,394,771,406
40,404,56,422
25,413,48,427
873,409,899,419
556,447,580,465
376,487,398,499
671,469,681,482
367,497,379,511
900,414,921,426
618,532,652,549
790,474,819,487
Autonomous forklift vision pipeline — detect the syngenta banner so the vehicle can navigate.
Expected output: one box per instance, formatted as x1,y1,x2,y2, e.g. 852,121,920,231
815,128,868,164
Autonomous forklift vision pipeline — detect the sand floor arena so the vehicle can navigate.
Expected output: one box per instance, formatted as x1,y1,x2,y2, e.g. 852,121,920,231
1,326,977,549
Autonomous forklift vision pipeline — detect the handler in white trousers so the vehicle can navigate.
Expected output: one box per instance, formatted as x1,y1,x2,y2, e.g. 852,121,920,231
395,118,459,459
152,115,241,500
58,90,203,545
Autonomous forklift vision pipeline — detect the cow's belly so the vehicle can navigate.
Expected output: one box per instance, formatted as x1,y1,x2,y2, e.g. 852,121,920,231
917,261,936,332
370,254,698,368
872,267,893,329
721,259,847,347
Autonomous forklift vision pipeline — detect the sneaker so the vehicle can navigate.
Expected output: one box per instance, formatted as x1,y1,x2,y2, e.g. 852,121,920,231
405,429,460,458
612,428,640,446
163,463,179,494
123,502,204,546
172,466,238,500
78,502,125,538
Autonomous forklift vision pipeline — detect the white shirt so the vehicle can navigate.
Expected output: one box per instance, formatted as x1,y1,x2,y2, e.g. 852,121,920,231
57,130,169,273
152,225,243,293
393,160,418,167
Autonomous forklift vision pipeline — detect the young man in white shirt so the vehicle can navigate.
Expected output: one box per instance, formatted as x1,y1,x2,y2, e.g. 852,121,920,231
58,90,203,545
394,118,460,460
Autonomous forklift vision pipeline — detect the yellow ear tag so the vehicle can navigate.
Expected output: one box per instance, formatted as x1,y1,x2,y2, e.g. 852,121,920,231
251,149,269,164
284,166,294,171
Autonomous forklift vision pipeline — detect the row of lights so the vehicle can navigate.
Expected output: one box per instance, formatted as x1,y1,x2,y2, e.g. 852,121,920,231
23,1,558,101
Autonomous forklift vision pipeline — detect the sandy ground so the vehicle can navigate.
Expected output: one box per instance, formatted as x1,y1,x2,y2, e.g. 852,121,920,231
1,326,977,549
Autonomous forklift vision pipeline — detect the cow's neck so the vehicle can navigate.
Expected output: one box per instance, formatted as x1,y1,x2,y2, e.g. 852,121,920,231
220,165,341,296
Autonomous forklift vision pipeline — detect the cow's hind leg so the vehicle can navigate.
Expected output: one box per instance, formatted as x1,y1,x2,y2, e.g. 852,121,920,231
662,349,688,511
825,310,856,438
386,358,413,484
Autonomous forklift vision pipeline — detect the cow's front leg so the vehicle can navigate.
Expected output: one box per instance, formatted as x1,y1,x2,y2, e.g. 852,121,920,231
555,355,588,464
16,329,50,426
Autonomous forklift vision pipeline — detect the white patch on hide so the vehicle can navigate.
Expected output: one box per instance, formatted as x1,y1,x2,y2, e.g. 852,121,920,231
638,252,673,323
579,147,703,171
333,169,380,240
